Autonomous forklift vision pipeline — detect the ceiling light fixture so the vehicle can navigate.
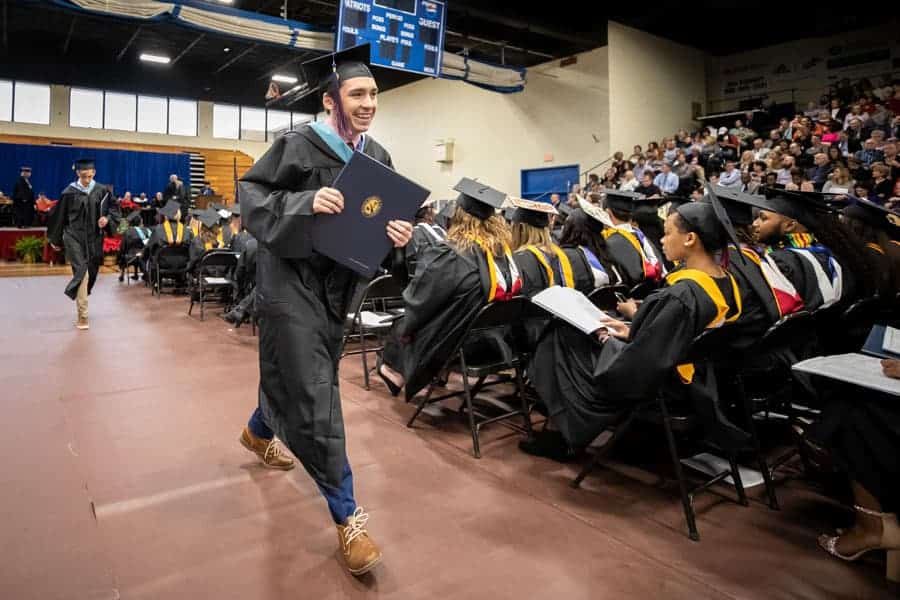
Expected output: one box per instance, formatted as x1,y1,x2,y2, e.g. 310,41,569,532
139,53,171,64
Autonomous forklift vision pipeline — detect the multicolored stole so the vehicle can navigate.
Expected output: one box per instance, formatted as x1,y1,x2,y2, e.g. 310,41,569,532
163,220,185,245
579,246,612,288
665,269,742,384
524,244,574,288
602,227,663,281
779,233,843,309
471,238,522,302
740,245,804,317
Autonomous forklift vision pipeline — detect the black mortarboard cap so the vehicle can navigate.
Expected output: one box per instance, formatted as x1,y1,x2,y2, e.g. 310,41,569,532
73,158,95,171
508,196,557,228
842,197,900,238
604,190,643,213
126,210,143,225
159,199,182,220
453,177,507,220
752,187,839,229
282,43,427,112
196,208,221,229
711,186,760,226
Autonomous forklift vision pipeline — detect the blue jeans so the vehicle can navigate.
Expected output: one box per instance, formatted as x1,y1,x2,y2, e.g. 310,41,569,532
247,408,357,524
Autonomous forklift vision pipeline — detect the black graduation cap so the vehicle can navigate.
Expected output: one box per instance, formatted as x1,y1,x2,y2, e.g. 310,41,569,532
159,199,182,220
749,187,838,229
453,177,507,220
196,208,221,229
673,184,746,262
710,186,761,227
508,196,558,228
126,210,143,225
604,190,644,213
73,158,95,172
284,43,428,113
842,197,900,238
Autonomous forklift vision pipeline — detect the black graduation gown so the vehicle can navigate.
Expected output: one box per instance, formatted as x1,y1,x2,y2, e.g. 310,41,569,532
230,230,254,255
118,226,151,268
725,246,779,351
383,243,509,401
12,176,35,226
187,232,232,273
239,125,398,490
604,232,645,288
47,182,117,299
143,219,194,270
529,275,750,450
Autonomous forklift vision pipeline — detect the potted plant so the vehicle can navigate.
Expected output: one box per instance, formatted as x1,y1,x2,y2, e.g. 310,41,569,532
14,236,44,264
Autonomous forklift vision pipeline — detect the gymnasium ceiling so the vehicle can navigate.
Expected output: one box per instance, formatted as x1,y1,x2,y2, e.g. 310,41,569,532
0,0,887,107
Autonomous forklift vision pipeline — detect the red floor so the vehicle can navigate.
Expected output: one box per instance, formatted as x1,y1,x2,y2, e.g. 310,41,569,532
0,274,895,599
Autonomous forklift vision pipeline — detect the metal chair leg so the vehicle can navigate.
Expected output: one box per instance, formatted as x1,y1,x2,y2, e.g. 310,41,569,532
659,398,700,542
200,281,205,321
728,456,749,507
514,367,532,437
407,382,436,428
459,354,481,458
360,323,370,391
758,456,780,510
572,412,636,488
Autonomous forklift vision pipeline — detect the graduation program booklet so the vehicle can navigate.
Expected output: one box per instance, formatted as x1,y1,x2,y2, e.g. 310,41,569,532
792,353,900,397
531,286,614,335
312,151,431,278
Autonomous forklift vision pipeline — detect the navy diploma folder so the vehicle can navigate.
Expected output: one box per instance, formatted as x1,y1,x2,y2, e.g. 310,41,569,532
311,151,431,278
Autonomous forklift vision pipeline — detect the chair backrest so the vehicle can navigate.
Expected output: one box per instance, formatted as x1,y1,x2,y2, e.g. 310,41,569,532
350,274,404,317
588,284,630,311
198,250,239,272
468,297,528,332
629,280,659,300
756,310,813,351
156,244,190,270
686,326,734,363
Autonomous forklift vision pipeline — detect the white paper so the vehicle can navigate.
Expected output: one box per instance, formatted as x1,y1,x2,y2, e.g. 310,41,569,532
792,353,900,397
531,286,612,335
357,311,395,328
202,277,229,285
883,326,900,355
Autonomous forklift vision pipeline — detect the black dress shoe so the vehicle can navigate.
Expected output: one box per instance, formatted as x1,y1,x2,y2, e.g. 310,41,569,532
375,354,401,397
518,430,576,463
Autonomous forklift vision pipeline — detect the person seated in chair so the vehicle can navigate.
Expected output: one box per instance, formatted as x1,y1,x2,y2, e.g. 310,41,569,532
187,208,230,273
144,199,193,284
118,210,152,282
840,198,900,299
601,190,665,288
521,200,749,462
227,203,253,254
377,177,520,399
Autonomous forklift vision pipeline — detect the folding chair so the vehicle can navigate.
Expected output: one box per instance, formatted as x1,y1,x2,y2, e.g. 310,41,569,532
571,327,762,541
119,253,143,286
188,250,239,321
629,280,660,300
342,274,405,390
407,297,533,458
152,245,190,297
588,284,630,311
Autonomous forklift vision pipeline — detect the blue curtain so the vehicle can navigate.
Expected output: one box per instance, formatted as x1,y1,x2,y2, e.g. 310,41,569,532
0,143,190,200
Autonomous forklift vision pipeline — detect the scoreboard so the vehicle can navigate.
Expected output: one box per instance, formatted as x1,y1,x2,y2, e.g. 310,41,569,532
337,0,446,77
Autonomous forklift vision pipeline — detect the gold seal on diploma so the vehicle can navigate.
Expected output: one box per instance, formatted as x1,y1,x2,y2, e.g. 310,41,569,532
361,196,383,218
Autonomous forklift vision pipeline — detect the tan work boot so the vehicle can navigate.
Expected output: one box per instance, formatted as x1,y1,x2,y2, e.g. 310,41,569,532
337,507,382,576
76,317,89,330
239,427,295,470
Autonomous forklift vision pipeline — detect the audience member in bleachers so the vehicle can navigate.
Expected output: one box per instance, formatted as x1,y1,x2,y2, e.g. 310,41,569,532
634,172,660,198
718,160,741,188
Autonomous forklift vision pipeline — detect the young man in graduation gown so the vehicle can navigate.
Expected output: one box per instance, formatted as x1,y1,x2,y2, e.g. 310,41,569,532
521,201,750,460
47,159,117,330
236,44,414,577
600,190,665,288
377,178,522,400
12,166,35,228
143,199,194,284
118,210,152,282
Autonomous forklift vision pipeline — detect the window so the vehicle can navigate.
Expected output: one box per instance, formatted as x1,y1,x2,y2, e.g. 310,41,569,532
240,106,266,142
167,98,197,136
212,103,239,139
266,109,291,141
292,112,313,130
104,92,136,131
137,95,167,134
69,88,103,129
0,80,13,122
13,82,50,125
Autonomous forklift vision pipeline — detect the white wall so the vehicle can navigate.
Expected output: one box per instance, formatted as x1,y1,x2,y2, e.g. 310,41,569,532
706,22,900,113
371,46,610,200
606,21,708,153
0,84,271,159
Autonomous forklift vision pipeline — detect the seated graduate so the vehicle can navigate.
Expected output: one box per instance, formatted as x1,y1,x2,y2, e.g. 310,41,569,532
566,200,632,288
799,358,900,583
840,197,900,299
510,196,606,296
521,200,748,461
227,202,254,254
377,177,520,399
224,234,258,327
749,188,875,312
187,208,231,273
143,199,194,274
406,200,447,268
599,190,665,287
117,210,152,282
